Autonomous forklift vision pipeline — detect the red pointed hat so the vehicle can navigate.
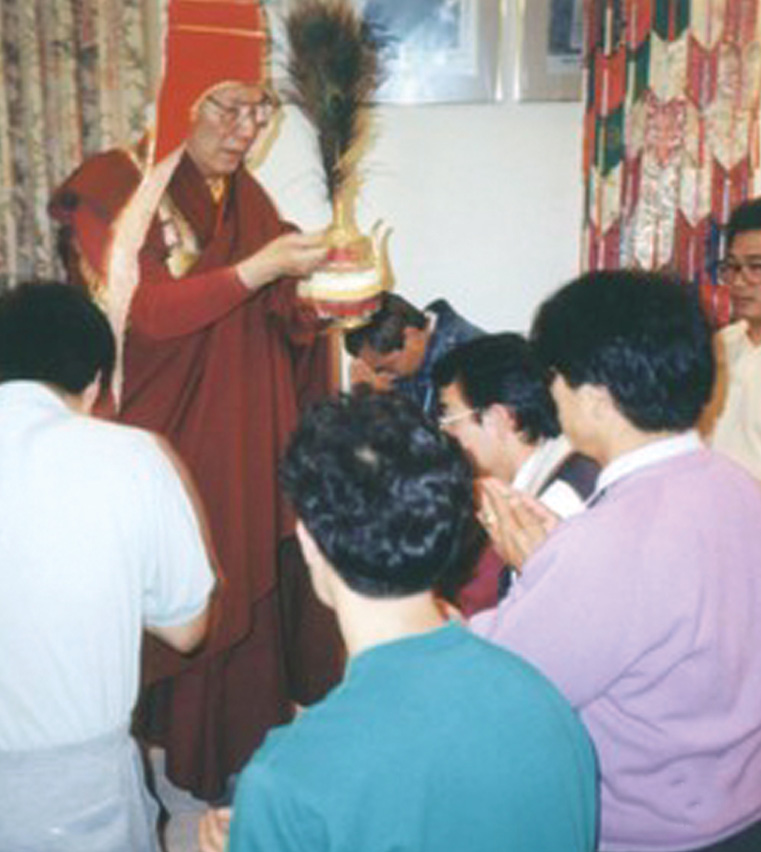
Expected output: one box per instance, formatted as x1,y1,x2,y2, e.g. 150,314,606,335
153,0,269,164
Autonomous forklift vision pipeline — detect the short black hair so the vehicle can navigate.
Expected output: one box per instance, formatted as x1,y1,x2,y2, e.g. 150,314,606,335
530,270,714,432
344,293,426,356
726,197,761,250
281,389,473,597
432,333,560,443
0,280,115,394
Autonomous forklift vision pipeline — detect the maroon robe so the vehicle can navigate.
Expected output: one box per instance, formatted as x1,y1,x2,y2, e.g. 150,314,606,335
50,151,344,799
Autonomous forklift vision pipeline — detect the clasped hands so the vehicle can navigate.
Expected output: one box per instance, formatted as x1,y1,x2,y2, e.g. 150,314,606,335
348,358,394,392
476,478,560,571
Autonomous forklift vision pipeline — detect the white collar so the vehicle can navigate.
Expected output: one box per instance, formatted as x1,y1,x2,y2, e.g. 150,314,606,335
513,446,542,493
0,380,67,411
513,436,570,496
594,430,702,497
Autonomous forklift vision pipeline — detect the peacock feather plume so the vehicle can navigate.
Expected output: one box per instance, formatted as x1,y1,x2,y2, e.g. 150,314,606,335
285,0,387,202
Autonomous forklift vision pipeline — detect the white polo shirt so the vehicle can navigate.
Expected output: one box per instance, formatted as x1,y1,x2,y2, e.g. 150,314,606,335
0,382,215,749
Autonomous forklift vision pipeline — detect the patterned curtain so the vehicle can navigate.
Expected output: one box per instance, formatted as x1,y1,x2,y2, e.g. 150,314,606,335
0,0,153,289
582,0,761,325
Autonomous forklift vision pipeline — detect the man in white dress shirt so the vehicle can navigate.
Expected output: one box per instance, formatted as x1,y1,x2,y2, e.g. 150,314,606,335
0,281,216,852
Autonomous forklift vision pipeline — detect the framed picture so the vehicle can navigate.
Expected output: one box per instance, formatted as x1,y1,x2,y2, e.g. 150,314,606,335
266,0,500,105
514,0,584,101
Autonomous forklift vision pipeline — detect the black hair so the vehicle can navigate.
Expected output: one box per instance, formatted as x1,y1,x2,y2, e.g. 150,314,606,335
344,292,426,356
281,389,474,597
0,280,115,394
726,198,761,251
432,333,560,443
530,270,715,432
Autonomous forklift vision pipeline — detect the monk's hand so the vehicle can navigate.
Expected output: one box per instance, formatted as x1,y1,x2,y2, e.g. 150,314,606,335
236,231,329,291
199,807,231,852
349,358,393,392
477,478,560,570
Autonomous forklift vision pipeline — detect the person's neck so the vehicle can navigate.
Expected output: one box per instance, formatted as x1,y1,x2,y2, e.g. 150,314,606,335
335,590,446,659
46,383,90,414
500,439,535,484
745,320,761,346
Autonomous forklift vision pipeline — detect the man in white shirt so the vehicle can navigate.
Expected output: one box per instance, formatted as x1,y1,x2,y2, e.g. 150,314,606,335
0,282,216,852
706,198,761,480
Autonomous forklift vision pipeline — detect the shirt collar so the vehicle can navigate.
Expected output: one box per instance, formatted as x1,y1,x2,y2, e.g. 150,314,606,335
512,437,570,495
594,430,702,497
512,446,541,492
416,311,439,377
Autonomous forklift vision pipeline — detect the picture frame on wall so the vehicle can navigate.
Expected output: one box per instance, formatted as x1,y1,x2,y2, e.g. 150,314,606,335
514,0,584,102
266,0,501,105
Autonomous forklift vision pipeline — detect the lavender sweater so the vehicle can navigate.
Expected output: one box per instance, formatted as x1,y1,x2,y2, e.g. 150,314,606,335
471,447,761,852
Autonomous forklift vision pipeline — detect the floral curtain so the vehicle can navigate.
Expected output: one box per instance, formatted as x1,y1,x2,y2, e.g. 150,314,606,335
582,0,761,325
0,0,153,289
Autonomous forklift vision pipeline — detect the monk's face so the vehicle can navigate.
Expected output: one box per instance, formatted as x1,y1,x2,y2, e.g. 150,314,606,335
186,83,275,178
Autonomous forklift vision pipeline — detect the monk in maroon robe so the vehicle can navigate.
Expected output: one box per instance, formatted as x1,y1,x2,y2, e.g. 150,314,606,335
50,0,343,801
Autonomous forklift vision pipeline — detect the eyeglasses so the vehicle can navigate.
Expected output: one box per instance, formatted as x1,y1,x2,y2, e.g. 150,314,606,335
438,408,480,428
205,94,277,130
716,257,761,285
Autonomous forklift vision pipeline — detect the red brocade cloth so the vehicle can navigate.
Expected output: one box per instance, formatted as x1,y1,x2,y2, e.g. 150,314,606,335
582,0,761,326
50,152,344,799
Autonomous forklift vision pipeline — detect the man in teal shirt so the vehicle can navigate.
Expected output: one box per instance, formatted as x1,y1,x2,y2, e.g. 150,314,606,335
202,391,597,852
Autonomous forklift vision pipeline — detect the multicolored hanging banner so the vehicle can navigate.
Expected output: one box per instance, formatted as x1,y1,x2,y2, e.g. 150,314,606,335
582,0,761,324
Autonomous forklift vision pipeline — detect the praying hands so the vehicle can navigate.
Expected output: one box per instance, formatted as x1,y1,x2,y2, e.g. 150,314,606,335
477,478,561,570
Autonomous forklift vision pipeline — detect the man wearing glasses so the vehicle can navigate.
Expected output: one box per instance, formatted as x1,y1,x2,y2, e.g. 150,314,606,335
709,198,761,480
432,333,597,614
50,0,343,805
435,333,598,519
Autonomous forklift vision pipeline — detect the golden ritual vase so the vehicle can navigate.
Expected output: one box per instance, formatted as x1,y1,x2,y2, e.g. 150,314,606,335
303,191,392,329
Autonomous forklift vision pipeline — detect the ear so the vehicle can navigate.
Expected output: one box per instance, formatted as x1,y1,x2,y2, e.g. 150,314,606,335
581,384,615,421
295,521,335,609
485,403,515,432
403,325,421,345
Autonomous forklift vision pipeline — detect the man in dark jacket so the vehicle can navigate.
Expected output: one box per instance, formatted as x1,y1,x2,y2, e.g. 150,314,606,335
345,292,482,417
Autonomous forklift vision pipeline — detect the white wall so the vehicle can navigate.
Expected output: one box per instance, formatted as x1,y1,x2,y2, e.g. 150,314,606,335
256,99,585,334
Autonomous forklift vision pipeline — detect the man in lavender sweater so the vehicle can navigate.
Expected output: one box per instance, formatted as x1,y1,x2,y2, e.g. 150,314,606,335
471,271,761,852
